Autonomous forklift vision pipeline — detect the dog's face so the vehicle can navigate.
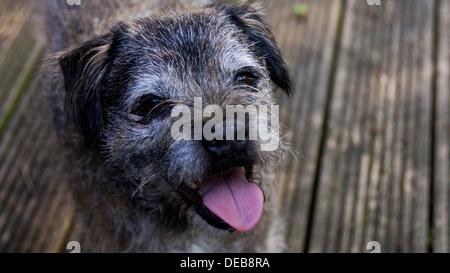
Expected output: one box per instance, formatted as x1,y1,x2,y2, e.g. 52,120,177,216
58,4,291,234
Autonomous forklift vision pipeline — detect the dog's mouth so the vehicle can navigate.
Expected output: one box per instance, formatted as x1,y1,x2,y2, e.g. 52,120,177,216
176,166,264,232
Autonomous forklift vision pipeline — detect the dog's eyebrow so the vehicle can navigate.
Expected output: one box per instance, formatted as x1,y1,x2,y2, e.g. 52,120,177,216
123,75,167,105
234,65,267,77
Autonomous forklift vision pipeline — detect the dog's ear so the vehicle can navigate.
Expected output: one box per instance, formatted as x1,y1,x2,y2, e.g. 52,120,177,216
59,34,113,149
216,4,292,95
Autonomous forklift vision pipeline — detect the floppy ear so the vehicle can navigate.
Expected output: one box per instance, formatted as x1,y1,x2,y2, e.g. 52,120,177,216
217,4,292,95
59,34,112,149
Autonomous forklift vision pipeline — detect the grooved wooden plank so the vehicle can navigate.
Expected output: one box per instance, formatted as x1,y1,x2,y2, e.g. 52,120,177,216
0,1,76,252
0,2,29,62
266,0,343,252
0,20,35,107
309,0,433,253
30,166,70,253
49,205,76,253
0,77,54,252
0,74,77,253
434,0,450,253
0,43,43,136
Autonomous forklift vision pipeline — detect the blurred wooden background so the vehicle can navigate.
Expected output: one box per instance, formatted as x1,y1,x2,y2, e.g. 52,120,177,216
0,0,449,252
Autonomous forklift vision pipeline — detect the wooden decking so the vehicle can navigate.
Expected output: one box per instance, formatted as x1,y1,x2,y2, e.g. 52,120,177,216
0,0,449,253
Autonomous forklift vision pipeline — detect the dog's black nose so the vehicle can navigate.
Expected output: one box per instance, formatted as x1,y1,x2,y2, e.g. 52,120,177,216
202,138,247,158
202,120,249,158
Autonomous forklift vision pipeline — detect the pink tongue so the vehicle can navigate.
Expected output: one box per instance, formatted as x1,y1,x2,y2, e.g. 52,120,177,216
200,168,264,232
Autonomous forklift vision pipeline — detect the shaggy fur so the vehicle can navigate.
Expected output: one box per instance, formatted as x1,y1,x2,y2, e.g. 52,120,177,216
43,0,291,252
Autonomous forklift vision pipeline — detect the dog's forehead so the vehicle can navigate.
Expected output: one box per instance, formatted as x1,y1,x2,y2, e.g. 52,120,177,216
119,11,264,99
125,11,259,66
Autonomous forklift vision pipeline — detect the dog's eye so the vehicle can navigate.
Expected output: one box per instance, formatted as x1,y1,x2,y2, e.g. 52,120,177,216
131,94,164,117
235,72,258,87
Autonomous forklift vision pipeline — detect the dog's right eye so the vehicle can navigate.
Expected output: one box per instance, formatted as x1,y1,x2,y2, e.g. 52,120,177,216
235,72,258,87
131,94,164,117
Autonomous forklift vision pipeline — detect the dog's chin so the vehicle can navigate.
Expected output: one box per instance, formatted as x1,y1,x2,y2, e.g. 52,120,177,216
175,165,263,233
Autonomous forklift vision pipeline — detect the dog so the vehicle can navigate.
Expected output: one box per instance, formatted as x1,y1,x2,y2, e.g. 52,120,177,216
43,0,291,252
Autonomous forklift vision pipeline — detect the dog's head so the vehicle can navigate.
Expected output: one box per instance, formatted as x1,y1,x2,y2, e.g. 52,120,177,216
58,4,291,234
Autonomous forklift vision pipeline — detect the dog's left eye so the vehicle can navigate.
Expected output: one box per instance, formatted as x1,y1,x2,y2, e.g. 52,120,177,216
235,72,258,87
131,94,164,117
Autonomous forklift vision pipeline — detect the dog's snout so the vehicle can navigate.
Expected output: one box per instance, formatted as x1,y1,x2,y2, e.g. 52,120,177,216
203,138,228,156
202,138,247,157
202,120,248,158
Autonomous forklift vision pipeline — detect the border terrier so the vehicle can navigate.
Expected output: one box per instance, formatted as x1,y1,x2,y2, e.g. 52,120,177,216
43,0,291,252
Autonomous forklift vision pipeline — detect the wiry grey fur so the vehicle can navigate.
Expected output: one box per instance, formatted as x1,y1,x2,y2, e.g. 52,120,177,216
43,0,292,252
